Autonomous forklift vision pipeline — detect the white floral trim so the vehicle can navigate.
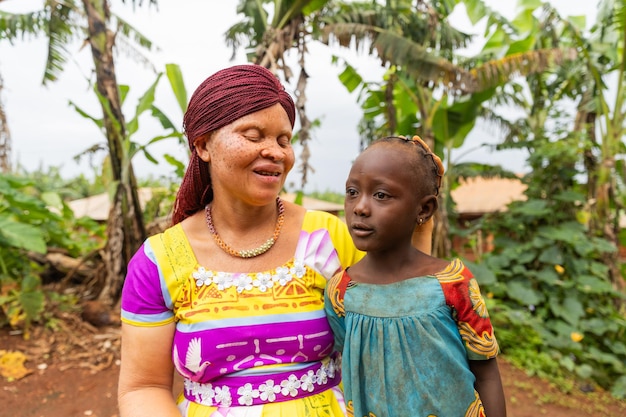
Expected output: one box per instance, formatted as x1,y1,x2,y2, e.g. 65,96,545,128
191,261,308,293
184,380,233,407
183,357,338,406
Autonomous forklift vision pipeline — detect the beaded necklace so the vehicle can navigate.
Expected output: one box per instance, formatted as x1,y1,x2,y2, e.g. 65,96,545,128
204,197,285,258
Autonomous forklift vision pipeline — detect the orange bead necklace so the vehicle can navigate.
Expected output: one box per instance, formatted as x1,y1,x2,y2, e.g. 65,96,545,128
205,198,285,258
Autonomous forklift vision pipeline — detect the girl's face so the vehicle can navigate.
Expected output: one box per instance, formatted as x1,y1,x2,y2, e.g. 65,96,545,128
345,144,430,253
195,103,294,205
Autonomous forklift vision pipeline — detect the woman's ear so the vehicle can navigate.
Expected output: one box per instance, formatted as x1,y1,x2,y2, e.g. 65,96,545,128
417,194,438,223
194,133,212,163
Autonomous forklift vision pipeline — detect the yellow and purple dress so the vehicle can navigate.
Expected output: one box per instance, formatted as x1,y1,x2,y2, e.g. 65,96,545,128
324,259,499,417
121,210,363,417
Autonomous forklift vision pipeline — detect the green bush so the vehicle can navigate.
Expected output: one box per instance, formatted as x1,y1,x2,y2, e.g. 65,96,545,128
0,173,104,335
468,137,626,399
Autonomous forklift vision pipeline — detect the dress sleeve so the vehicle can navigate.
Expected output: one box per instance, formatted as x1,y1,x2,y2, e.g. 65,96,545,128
437,259,499,360
324,270,350,352
301,210,364,274
120,240,175,327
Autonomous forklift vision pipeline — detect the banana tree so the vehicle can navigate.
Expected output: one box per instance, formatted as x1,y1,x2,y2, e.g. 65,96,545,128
0,73,8,172
225,0,332,189
0,0,160,305
326,0,576,256
463,0,626,290
565,0,626,290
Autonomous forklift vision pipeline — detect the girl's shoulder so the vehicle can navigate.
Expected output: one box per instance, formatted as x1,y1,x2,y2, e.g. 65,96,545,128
432,258,472,282
420,255,456,277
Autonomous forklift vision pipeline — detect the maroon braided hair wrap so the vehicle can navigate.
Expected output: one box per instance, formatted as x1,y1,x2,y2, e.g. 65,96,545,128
172,65,296,225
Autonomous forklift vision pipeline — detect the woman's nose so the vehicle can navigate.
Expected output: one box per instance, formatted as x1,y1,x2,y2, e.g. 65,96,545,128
260,140,284,161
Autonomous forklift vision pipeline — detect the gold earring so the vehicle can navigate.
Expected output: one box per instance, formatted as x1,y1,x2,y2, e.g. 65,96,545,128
417,218,424,225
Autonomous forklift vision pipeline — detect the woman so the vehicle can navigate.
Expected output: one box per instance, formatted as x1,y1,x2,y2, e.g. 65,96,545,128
117,64,432,417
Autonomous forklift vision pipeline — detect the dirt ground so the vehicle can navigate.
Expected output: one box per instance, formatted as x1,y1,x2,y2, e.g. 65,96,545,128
1,310,625,417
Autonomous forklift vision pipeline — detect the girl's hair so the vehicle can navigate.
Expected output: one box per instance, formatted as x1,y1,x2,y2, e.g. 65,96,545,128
371,135,444,196
172,65,296,225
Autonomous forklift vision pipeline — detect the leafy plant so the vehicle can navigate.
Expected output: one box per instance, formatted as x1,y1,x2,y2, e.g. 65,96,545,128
476,132,626,398
0,171,108,335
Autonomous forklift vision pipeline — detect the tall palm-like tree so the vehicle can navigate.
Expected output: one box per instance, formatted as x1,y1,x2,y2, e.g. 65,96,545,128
323,0,576,256
0,73,9,172
224,0,576,257
533,0,626,290
456,0,624,290
225,0,331,188
583,0,626,291
0,0,158,305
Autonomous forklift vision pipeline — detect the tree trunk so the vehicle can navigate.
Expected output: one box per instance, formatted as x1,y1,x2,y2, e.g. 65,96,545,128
422,131,451,259
82,0,145,306
0,72,11,173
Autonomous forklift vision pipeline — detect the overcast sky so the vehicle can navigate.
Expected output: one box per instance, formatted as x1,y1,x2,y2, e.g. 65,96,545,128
0,0,596,193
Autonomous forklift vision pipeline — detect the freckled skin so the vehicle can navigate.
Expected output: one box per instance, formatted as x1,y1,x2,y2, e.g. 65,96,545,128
194,103,294,208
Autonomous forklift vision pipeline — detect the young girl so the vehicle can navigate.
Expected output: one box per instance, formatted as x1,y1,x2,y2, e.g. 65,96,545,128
324,136,507,417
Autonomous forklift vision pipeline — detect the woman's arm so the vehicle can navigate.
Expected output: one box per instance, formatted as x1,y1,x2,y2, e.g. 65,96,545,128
470,358,507,417
118,322,181,417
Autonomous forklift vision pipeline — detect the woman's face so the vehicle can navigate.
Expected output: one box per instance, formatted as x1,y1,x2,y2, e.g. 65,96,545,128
195,103,295,205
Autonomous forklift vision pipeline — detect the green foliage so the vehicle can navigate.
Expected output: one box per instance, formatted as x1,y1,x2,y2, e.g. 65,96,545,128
69,63,188,181
0,271,45,338
0,171,105,334
307,190,345,204
476,134,626,398
141,184,177,226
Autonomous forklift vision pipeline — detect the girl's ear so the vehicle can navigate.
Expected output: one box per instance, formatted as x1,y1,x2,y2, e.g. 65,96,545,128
194,133,212,163
417,194,438,223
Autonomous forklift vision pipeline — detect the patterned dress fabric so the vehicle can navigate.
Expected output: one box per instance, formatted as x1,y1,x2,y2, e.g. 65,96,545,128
121,210,363,417
324,259,499,417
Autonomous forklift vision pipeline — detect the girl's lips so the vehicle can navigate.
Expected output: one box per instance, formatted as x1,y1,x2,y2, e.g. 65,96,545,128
350,223,373,237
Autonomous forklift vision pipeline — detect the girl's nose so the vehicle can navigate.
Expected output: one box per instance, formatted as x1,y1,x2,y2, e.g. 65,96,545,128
352,197,369,216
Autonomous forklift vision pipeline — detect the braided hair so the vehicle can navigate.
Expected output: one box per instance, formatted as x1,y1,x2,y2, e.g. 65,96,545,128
369,135,444,197
172,65,296,225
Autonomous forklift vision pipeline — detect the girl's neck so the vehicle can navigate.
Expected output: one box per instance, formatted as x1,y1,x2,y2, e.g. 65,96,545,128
350,246,424,284
350,247,451,285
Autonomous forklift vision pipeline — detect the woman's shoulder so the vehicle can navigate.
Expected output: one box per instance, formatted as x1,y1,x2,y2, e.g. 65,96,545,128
146,222,196,266
301,209,346,230
147,222,185,245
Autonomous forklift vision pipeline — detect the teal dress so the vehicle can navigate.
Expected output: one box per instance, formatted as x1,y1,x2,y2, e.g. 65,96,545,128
324,259,498,417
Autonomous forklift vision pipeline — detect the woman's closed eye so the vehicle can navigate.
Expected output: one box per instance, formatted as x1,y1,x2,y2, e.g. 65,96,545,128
277,135,291,147
242,130,262,142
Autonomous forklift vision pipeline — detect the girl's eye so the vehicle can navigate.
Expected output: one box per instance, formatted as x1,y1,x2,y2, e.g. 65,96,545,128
374,192,388,200
346,188,358,197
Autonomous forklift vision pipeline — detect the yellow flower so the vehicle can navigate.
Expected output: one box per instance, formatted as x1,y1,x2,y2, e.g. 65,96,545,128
571,332,584,343
554,265,565,275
